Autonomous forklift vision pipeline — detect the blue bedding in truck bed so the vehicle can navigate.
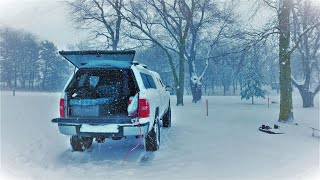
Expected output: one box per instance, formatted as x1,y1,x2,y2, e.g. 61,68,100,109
69,98,113,106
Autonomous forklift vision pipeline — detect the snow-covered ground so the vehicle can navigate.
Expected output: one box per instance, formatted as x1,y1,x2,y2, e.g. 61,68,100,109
0,91,319,180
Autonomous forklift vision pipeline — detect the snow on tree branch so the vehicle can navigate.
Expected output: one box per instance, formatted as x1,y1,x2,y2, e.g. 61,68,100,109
288,21,320,55
290,76,303,87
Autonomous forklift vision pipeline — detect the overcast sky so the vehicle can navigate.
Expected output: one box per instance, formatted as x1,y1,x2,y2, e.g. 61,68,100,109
0,0,273,50
0,0,88,49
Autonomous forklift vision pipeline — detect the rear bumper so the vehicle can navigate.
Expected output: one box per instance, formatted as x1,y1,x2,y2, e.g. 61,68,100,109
52,117,150,137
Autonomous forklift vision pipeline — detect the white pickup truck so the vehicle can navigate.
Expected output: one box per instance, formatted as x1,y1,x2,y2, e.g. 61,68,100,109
51,50,172,152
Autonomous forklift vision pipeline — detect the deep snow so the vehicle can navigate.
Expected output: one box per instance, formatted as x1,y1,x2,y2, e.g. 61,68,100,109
0,91,319,180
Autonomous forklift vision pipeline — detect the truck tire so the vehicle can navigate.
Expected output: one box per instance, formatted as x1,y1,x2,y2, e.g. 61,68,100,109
145,118,160,151
70,136,93,152
162,105,171,128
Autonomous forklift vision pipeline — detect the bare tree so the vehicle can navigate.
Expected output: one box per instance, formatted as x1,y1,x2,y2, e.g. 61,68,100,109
258,0,320,122
122,0,239,104
23,33,40,89
291,0,320,107
65,0,123,50
0,28,39,90
181,0,213,103
0,27,21,89
184,0,238,102
122,0,192,105
0,27,71,92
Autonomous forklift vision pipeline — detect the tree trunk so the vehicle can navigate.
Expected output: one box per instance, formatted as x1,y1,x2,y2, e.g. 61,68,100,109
42,60,49,90
239,78,242,92
298,89,315,108
7,79,12,88
278,0,294,122
251,96,254,104
113,0,122,51
233,79,236,94
176,86,184,106
14,67,17,90
301,92,314,108
204,75,207,95
204,84,207,95
235,79,238,91
176,42,185,106
212,80,215,95
21,79,26,89
21,65,26,88
191,84,202,103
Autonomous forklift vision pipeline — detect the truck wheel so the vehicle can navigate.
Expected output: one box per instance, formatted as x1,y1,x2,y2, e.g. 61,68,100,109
162,105,171,128
70,136,93,152
145,118,160,151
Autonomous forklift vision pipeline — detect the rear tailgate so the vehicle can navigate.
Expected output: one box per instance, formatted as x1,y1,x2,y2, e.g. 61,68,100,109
59,50,135,69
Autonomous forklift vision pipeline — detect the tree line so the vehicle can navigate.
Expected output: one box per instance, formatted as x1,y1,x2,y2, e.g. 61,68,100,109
65,0,320,123
0,0,319,123
65,0,252,105
0,27,72,91
256,0,320,121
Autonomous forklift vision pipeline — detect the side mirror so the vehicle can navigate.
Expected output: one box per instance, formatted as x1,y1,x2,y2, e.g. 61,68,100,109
165,86,173,91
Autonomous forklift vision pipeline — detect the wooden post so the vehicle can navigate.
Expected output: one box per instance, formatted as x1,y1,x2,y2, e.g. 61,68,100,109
206,99,208,116
312,128,314,137
13,88,15,96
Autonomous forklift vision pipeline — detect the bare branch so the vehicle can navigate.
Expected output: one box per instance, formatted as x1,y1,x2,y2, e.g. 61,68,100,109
314,84,320,94
199,50,210,81
288,21,320,55
291,76,303,88
262,0,278,10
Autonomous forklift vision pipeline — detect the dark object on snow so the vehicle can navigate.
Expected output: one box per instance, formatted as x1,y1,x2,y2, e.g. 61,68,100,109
311,127,320,137
259,127,284,134
274,124,279,129
259,125,284,134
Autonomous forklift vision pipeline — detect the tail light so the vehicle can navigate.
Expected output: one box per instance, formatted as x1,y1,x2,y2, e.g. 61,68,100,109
60,98,65,117
138,99,150,118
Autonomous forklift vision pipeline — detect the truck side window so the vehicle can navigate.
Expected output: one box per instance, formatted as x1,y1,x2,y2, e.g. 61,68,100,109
140,73,156,89
146,75,156,89
141,73,151,89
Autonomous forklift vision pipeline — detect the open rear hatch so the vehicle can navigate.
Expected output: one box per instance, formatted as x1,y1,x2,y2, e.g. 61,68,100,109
64,69,139,117
59,50,135,69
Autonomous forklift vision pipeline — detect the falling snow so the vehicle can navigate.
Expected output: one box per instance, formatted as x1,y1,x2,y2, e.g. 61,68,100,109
1,91,319,180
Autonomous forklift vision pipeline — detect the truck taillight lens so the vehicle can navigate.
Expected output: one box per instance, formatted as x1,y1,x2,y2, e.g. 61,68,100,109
139,99,150,118
60,98,65,117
